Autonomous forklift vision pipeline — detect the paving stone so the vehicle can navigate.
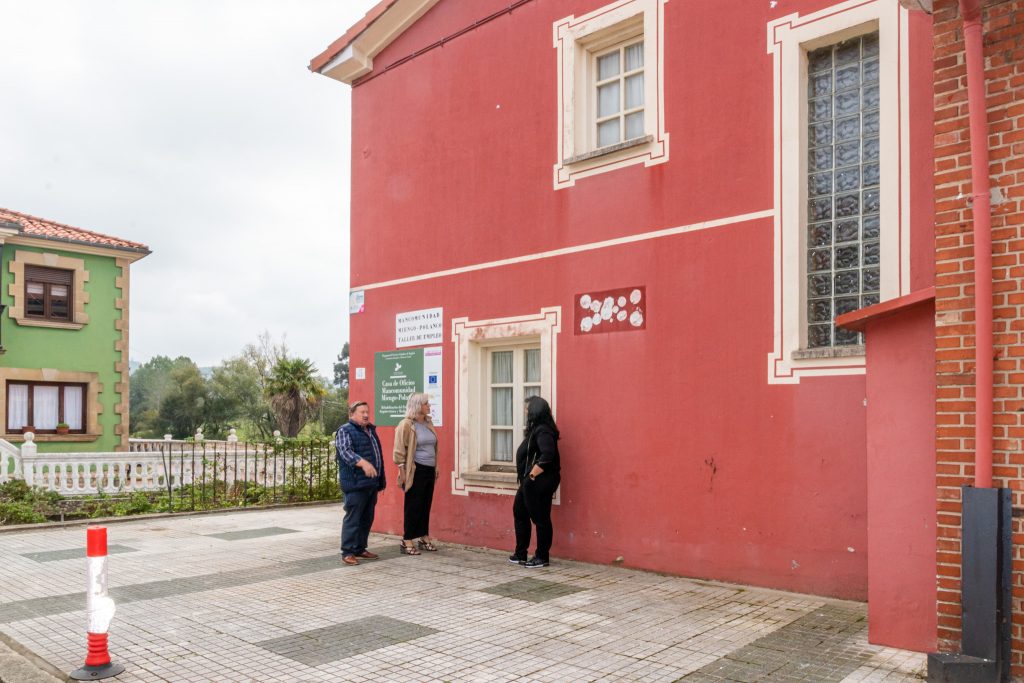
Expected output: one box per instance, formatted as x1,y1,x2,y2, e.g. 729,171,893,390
204,526,299,541
256,616,437,666
479,577,585,603
20,545,138,563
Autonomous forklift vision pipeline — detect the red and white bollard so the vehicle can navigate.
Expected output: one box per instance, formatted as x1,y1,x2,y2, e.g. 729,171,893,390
70,526,124,680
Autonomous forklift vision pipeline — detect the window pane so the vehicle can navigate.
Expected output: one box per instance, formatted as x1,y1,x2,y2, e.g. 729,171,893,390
26,283,44,316
491,430,513,462
597,119,620,147
50,285,70,319
597,82,620,118
804,32,878,349
491,387,512,426
625,112,644,140
491,351,512,384
597,51,620,80
34,386,59,429
625,73,644,109
524,386,542,400
624,42,643,71
7,385,28,429
524,349,540,383
64,386,83,430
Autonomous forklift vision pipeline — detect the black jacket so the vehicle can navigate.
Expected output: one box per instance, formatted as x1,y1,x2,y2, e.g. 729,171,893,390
515,424,560,483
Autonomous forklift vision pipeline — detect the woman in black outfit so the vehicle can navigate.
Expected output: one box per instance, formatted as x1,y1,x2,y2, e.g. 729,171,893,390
509,396,561,568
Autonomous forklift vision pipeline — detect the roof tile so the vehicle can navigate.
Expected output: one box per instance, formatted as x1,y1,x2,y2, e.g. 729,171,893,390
0,207,149,253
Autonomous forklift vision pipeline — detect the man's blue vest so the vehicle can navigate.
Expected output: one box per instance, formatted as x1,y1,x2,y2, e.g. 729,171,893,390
337,421,386,494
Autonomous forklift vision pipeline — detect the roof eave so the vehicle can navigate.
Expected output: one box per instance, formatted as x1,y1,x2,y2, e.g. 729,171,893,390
310,0,441,85
7,233,151,262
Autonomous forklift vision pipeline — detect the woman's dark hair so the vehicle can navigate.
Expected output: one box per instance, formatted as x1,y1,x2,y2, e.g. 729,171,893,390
524,396,559,438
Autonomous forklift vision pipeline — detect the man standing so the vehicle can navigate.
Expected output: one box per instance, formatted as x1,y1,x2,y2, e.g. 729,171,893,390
335,401,386,565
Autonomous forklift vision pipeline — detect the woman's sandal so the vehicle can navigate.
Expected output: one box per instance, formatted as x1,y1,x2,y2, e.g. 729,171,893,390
400,541,421,555
417,539,438,552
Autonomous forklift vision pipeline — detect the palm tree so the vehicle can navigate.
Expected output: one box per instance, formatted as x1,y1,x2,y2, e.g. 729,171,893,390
265,357,326,437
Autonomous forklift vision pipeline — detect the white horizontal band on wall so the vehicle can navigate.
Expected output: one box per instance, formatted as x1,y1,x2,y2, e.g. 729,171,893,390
351,208,774,292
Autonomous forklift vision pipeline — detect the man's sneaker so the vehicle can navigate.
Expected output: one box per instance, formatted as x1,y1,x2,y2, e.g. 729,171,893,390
508,555,526,566
524,557,549,568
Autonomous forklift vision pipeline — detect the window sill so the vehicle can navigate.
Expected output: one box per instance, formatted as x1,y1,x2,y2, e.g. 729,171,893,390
13,317,84,330
791,345,865,361
563,135,653,166
460,469,518,487
5,433,99,443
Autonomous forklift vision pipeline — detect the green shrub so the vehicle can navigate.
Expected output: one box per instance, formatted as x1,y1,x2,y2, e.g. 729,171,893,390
0,501,47,525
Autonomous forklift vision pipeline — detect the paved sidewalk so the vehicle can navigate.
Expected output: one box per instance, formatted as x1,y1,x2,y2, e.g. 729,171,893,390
0,505,926,682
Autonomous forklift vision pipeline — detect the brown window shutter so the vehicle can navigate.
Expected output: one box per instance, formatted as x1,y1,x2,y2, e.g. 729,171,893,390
25,266,73,285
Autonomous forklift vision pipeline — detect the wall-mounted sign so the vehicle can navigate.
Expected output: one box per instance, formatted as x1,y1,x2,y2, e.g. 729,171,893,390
349,290,365,314
373,347,443,426
396,307,443,348
574,286,646,335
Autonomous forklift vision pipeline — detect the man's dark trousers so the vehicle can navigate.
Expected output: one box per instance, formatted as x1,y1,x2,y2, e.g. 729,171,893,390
341,488,378,557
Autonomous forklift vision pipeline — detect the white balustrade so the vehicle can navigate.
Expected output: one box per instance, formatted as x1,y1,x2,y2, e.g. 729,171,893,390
11,438,310,495
0,438,20,484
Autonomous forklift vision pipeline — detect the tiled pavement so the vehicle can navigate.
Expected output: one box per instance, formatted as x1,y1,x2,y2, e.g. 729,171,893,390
0,505,926,682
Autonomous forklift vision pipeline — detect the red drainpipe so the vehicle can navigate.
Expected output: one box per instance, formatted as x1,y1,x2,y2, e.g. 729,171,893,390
959,0,993,488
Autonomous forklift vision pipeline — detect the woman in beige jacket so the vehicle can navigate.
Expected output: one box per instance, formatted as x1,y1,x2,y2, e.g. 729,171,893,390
393,392,439,555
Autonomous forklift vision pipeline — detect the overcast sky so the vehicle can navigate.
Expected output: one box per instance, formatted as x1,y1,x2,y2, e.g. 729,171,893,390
0,0,378,378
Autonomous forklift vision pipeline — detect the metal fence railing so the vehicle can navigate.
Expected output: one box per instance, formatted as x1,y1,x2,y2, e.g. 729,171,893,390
5,436,340,514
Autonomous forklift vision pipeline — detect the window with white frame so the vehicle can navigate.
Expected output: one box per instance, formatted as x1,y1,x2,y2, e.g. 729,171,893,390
766,1,909,383
452,308,560,494
553,0,668,189
805,32,881,348
486,346,541,464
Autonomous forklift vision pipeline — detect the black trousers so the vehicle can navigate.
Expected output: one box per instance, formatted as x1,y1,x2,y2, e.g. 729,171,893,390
512,472,560,561
403,464,436,540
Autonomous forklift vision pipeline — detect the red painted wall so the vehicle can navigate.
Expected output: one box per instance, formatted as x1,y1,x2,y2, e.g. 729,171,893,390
342,0,936,600
862,302,937,651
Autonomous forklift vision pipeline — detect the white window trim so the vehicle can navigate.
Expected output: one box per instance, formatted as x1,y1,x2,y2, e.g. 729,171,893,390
553,0,669,190
451,307,560,496
766,0,911,384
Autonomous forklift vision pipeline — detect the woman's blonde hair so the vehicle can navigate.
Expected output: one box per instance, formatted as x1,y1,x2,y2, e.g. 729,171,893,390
404,392,431,419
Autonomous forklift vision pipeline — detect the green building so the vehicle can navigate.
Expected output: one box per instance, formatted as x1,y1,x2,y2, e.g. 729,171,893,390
0,208,149,452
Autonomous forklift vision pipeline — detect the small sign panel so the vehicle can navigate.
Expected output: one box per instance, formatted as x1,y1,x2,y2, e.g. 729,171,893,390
349,290,365,314
372,347,443,426
396,307,443,348
574,286,646,335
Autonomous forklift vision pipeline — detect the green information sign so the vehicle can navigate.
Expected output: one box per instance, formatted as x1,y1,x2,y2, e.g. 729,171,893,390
374,350,424,426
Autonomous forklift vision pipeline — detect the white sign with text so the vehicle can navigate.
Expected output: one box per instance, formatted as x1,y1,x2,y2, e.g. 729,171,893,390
396,307,443,348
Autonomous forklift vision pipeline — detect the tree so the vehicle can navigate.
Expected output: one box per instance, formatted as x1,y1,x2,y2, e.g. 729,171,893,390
157,361,209,438
130,356,204,438
266,357,327,437
320,385,349,436
129,356,176,434
206,356,275,440
333,342,350,388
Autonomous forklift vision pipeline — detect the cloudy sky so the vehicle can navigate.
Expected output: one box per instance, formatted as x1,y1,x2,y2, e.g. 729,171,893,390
0,0,379,377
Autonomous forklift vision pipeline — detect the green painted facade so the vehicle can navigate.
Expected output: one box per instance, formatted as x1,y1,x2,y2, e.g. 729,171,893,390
1,244,127,452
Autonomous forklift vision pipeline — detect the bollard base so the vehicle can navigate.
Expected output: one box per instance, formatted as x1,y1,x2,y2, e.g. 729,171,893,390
70,661,125,680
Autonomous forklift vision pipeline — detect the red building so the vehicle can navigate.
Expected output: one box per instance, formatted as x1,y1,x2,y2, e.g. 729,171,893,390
312,0,1024,667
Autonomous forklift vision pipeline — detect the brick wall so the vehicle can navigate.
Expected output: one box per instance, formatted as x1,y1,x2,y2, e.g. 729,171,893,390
932,0,1024,673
